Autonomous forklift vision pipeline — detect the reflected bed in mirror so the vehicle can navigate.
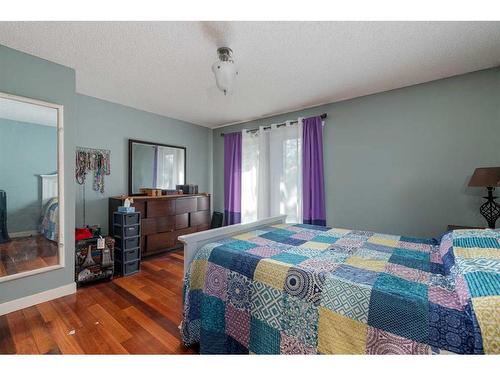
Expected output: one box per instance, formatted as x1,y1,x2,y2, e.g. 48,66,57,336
0,92,64,281
128,139,186,195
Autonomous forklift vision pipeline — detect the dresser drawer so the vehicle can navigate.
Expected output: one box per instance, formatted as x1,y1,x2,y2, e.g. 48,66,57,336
197,196,210,211
147,232,176,252
175,197,197,214
142,217,175,235
191,210,210,226
175,213,189,230
147,200,175,218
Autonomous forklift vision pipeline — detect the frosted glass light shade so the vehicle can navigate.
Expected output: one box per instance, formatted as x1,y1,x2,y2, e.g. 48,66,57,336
212,60,237,95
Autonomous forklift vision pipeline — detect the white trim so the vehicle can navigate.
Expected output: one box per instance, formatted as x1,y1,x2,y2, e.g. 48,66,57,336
0,91,65,283
178,215,287,274
0,282,76,316
9,230,39,238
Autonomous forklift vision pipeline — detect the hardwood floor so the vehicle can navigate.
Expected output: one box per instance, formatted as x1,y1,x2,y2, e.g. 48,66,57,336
0,235,58,277
0,249,198,354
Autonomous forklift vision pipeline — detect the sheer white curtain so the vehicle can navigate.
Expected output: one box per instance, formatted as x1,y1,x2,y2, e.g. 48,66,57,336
241,119,303,223
156,146,185,189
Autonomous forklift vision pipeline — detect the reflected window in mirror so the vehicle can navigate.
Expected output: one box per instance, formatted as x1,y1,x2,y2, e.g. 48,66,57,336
129,140,186,194
0,93,62,281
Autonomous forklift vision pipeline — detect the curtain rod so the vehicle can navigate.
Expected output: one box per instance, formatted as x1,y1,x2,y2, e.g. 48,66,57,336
220,113,327,137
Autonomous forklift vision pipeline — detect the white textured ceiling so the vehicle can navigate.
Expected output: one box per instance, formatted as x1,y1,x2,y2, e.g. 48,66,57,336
0,21,499,128
0,97,57,127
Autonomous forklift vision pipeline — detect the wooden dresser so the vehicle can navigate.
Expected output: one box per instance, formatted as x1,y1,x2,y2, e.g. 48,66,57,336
109,194,211,257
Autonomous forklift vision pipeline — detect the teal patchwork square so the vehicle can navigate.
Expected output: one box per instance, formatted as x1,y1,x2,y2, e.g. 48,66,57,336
390,248,430,272
374,273,428,301
250,280,284,330
321,276,372,323
201,295,225,333
249,316,281,354
282,294,319,347
464,271,500,297
227,239,260,251
311,235,340,244
271,252,308,265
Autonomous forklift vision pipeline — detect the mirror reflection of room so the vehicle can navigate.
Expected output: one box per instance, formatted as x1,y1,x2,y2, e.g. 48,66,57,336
0,96,60,278
130,140,185,194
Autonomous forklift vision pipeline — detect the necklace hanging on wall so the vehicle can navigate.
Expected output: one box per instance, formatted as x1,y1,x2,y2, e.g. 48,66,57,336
75,147,111,193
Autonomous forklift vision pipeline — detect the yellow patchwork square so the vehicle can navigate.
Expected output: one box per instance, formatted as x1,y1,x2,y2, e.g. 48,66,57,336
345,256,387,272
318,307,368,354
254,259,290,290
453,247,499,259
271,223,289,229
189,259,208,290
233,231,256,241
325,228,351,236
299,241,331,250
367,236,399,247
472,296,500,354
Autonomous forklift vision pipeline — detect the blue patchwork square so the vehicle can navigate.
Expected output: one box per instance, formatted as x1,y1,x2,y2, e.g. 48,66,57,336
331,264,380,286
271,252,309,265
453,237,500,249
389,248,430,272
373,273,428,300
464,271,500,297
312,235,340,244
187,289,202,321
209,246,241,269
428,303,475,354
260,231,288,243
442,249,456,276
279,237,307,246
249,316,281,354
230,252,262,279
201,295,225,333
227,239,259,251
400,236,436,245
282,294,319,347
430,262,444,275
363,242,395,254
200,329,227,354
225,335,249,354
368,285,429,343
295,223,329,231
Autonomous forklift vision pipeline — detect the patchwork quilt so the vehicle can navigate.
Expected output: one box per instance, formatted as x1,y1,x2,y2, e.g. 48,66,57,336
39,197,59,242
181,224,500,354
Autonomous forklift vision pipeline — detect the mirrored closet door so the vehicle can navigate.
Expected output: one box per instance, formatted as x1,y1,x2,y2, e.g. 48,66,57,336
0,92,64,281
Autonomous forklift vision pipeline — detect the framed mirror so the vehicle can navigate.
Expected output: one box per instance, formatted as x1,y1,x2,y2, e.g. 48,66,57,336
0,91,64,282
128,139,186,195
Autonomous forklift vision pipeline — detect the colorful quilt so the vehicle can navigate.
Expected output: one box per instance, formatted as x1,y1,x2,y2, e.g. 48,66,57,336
39,197,59,242
181,224,500,354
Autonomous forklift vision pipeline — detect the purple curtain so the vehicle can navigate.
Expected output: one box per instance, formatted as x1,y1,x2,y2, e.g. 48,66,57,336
224,132,242,225
302,116,326,226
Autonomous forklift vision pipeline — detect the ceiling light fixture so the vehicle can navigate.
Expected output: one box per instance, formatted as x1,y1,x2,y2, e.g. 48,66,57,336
212,47,238,96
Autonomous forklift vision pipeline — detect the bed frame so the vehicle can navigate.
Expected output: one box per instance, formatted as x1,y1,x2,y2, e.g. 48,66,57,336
178,215,287,275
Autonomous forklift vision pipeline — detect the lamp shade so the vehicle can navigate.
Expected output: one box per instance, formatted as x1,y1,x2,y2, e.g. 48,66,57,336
468,167,500,187
211,60,237,95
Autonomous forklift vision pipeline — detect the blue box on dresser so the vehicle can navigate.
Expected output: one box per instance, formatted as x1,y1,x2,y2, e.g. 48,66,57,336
113,211,141,276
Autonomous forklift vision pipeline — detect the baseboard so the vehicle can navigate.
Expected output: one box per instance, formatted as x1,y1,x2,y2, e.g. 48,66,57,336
10,230,39,238
0,282,76,316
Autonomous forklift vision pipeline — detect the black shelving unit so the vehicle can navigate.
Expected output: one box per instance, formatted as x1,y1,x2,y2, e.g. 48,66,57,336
113,211,141,276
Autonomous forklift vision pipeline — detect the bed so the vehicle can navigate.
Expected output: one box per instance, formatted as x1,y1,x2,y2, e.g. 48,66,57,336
39,173,59,242
179,216,499,354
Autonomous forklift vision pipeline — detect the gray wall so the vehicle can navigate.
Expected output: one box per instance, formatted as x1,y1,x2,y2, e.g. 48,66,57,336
213,67,500,238
75,94,212,234
0,119,57,233
0,44,76,303
131,143,155,193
